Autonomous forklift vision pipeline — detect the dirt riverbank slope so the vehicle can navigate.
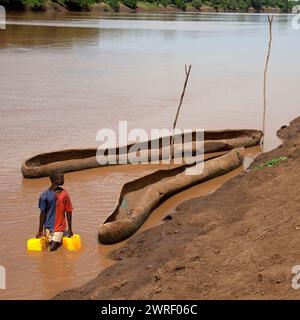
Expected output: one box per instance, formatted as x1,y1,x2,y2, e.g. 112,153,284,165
55,116,300,300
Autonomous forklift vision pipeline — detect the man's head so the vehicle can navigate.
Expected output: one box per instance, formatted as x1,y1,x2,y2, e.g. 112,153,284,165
49,171,64,187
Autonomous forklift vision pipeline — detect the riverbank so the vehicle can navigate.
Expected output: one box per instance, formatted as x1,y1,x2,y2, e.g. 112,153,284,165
2,0,289,14
55,116,300,299
89,2,284,14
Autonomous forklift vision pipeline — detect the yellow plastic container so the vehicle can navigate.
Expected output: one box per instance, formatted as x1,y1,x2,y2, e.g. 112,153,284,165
27,237,49,251
62,234,82,251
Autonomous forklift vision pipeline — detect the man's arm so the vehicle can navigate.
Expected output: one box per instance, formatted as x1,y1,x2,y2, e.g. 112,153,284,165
66,212,73,237
36,211,46,238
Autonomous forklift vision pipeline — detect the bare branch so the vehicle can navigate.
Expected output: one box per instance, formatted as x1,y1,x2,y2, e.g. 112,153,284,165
169,65,192,165
262,15,274,149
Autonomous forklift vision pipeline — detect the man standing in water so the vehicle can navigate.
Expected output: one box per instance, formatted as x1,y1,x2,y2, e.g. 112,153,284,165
36,171,73,251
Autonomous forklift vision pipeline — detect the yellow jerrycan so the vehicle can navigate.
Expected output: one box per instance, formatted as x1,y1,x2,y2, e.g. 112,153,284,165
62,234,82,251
27,237,49,251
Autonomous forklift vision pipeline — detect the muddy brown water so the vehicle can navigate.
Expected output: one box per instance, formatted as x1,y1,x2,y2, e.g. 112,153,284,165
1,12,299,299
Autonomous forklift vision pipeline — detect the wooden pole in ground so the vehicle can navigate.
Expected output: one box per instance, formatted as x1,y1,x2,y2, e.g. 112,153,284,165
262,15,274,149
169,64,192,166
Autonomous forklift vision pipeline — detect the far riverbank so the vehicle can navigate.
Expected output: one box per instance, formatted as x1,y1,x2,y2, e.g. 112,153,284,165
2,0,294,14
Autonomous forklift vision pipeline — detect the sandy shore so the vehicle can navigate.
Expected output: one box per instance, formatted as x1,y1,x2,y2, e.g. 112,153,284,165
54,116,300,300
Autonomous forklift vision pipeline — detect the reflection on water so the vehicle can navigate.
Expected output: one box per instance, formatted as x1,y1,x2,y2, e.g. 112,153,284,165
0,12,299,299
0,24,100,48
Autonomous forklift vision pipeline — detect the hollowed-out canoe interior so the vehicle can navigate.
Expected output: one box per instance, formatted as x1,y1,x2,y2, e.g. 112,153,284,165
25,130,257,167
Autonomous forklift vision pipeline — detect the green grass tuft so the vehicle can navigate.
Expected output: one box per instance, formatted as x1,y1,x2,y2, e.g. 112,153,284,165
253,157,288,170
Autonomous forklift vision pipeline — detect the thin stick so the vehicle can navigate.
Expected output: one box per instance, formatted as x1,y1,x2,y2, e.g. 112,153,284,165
262,15,274,149
169,64,192,166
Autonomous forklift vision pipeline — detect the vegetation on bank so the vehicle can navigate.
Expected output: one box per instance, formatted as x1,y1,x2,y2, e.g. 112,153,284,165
1,0,299,12
253,156,288,170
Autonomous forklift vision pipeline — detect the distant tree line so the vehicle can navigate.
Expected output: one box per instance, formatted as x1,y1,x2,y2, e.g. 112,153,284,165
0,0,299,12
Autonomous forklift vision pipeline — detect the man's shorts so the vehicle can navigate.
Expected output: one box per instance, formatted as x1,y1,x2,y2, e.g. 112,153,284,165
45,229,64,243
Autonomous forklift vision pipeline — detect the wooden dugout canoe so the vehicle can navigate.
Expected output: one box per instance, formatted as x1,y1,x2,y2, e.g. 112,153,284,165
21,129,262,178
98,148,245,244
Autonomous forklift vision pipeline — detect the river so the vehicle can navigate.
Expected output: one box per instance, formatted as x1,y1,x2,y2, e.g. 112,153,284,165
0,12,299,299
